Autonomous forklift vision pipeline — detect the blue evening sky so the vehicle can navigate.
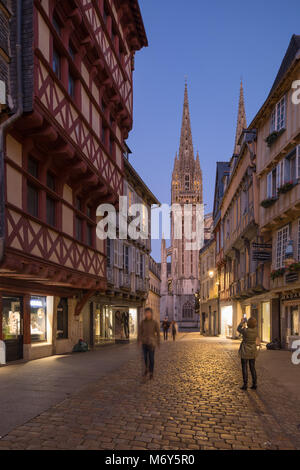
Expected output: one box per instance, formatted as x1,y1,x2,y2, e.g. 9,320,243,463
127,0,300,262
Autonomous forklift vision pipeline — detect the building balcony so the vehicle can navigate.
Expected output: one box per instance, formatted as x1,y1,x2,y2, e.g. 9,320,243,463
107,266,114,284
120,272,131,290
4,207,106,290
260,182,300,232
229,267,267,300
136,277,148,293
224,205,256,255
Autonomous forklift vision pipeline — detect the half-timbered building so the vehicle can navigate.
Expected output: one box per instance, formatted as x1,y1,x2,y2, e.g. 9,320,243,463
0,0,147,361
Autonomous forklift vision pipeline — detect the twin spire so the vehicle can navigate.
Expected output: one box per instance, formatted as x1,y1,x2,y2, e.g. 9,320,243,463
233,80,247,155
179,82,195,166
174,79,246,174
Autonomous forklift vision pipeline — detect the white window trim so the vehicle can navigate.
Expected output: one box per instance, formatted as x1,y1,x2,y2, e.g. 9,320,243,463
276,225,289,269
270,95,286,133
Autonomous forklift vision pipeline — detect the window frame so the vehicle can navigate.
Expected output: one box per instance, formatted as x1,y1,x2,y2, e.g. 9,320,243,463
276,224,289,269
270,95,286,133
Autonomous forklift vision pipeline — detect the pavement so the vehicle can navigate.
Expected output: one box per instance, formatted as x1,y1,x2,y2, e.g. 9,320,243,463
0,333,300,450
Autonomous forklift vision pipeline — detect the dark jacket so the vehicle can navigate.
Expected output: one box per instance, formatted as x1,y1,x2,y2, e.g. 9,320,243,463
162,320,170,331
237,323,259,359
138,319,160,348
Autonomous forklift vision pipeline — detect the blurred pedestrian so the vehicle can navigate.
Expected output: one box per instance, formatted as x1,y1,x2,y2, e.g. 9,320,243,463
237,316,259,390
162,317,170,341
138,308,160,381
171,320,177,341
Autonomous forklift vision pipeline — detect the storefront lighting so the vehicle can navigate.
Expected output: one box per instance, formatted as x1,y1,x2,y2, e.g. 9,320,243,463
30,299,43,308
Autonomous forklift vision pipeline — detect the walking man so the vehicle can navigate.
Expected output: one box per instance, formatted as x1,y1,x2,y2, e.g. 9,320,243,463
171,320,177,341
162,317,170,341
138,308,160,381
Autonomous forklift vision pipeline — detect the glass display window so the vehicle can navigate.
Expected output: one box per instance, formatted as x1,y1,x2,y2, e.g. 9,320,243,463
129,308,138,338
30,296,47,342
291,306,299,336
94,305,114,344
2,297,22,340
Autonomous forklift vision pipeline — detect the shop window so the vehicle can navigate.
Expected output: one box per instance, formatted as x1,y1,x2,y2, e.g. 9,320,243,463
291,307,299,336
30,296,47,342
53,48,61,79
94,305,114,344
2,296,22,340
27,183,39,217
57,298,68,339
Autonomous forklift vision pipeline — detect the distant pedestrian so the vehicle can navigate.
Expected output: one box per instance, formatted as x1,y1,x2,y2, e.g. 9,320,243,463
171,320,177,341
162,317,170,341
237,317,259,391
138,308,160,381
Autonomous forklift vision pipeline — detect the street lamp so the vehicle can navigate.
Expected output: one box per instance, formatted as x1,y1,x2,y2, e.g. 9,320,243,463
208,270,214,279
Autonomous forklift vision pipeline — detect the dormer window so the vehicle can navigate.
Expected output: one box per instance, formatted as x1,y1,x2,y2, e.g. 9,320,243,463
270,95,286,132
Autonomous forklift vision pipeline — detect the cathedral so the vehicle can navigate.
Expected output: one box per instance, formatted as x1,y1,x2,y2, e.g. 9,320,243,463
160,84,204,330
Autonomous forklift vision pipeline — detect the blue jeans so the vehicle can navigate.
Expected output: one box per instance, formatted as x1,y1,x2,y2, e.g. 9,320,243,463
142,344,155,373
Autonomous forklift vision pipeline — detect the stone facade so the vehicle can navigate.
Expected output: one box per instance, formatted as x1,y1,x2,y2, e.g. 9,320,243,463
145,256,161,324
160,84,204,330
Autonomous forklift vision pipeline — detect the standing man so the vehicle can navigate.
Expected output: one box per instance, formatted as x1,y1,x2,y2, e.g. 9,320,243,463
162,317,170,341
171,320,177,341
138,308,160,381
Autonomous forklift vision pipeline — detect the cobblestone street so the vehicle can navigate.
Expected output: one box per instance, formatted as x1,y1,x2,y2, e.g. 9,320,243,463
1,334,300,450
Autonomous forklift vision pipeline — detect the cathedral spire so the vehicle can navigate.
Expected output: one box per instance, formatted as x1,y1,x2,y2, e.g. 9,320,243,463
233,80,247,155
179,82,194,166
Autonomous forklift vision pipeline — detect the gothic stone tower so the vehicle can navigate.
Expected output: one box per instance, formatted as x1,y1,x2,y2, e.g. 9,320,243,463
161,83,204,330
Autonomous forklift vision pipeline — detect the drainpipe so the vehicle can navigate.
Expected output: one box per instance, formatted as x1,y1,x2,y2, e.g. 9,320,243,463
0,1,23,264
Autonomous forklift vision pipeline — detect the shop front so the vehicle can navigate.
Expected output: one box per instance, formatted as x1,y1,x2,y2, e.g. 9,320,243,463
261,301,271,343
281,292,300,349
2,296,23,362
0,293,53,362
90,303,139,347
220,305,233,338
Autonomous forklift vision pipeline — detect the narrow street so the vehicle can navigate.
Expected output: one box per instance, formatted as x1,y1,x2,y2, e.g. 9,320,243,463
0,333,300,450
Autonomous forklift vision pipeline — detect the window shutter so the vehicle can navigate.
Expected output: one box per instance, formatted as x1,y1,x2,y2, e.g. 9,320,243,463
270,108,276,133
136,249,139,275
131,246,135,273
297,146,300,180
114,240,119,266
267,172,272,198
118,240,123,268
